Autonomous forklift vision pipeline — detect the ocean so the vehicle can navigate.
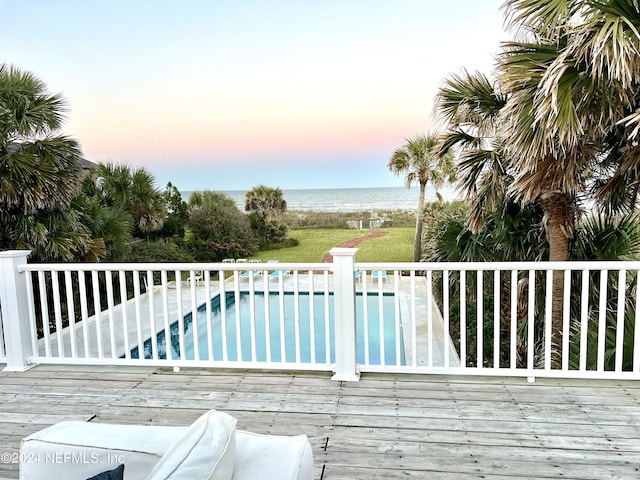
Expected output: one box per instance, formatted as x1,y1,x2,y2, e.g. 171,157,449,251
182,186,458,212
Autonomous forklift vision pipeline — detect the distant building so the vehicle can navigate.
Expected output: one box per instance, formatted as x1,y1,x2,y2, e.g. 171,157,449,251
7,142,97,174
80,158,97,172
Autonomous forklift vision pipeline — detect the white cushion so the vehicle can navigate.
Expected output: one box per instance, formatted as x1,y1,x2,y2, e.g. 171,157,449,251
146,410,236,480
233,431,313,480
19,422,184,480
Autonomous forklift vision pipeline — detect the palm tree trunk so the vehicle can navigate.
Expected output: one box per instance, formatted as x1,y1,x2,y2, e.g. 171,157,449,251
542,192,570,262
413,182,427,262
541,192,571,364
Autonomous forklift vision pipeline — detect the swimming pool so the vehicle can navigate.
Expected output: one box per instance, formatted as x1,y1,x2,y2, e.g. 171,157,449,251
132,291,405,365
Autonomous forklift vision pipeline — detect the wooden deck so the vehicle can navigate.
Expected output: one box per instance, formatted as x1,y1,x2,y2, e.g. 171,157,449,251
1,366,640,479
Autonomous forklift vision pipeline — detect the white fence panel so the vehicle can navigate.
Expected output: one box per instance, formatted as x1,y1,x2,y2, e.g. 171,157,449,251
355,261,640,380
19,262,336,373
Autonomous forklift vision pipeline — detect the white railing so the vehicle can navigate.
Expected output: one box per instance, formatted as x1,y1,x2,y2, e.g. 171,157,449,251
20,260,335,373
2,249,640,381
356,261,640,380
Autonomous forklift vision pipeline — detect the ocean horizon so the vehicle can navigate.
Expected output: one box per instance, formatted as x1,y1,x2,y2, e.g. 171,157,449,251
181,186,459,212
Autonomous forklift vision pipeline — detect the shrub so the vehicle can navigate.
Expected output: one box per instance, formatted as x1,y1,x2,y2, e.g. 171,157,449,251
260,238,300,251
125,240,192,263
248,211,289,248
182,238,255,262
186,191,258,261
282,210,416,229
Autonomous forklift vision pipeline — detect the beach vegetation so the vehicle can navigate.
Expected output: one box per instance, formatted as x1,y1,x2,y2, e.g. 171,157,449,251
426,205,640,367
388,133,456,262
245,184,287,219
282,209,416,229
425,200,546,264
125,240,192,264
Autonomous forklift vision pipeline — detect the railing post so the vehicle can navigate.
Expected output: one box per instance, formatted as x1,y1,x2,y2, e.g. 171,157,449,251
330,247,360,381
0,250,35,371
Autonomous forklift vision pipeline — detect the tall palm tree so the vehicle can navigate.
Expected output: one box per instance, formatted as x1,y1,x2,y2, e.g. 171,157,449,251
0,64,89,260
499,0,640,255
433,0,640,356
388,134,456,262
497,0,640,338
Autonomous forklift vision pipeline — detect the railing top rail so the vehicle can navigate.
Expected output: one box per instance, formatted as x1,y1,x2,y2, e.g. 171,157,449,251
17,259,640,274
355,260,640,271
18,262,331,273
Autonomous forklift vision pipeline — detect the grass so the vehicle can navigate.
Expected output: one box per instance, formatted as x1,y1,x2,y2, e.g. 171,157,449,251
354,228,414,262
251,227,414,263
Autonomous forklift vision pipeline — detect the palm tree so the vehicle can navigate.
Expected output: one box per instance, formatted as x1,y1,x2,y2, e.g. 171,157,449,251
86,163,166,238
433,0,640,359
245,185,287,220
388,133,456,262
499,0,640,258
73,193,132,262
245,185,288,245
508,0,640,212
496,0,640,338
498,38,596,264
0,64,89,260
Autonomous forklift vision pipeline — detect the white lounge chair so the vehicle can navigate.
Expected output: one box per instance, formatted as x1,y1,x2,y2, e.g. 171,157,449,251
187,270,203,287
355,270,387,284
240,270,261,278
372,270,387,284
267,259,290,278
240,259,262,278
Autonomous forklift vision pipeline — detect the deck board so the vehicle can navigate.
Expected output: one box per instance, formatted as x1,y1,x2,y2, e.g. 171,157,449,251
1,365,640,479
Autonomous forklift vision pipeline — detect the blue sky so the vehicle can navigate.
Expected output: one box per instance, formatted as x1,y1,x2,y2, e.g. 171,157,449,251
1,1,507,191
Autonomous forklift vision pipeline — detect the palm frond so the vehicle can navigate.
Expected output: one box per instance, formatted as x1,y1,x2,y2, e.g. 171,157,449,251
436,70,507,130
572,0,640,88
573,212,640,260
502,0,582,38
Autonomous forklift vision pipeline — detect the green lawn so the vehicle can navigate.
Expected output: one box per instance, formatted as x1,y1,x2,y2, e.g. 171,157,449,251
354,227,414,262
252,227,414,263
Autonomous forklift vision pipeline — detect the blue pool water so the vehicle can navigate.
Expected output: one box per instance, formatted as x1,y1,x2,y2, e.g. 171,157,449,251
132,291,405,365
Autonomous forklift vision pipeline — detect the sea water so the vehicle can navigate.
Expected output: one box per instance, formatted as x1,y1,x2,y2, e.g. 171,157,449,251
182,186,458,212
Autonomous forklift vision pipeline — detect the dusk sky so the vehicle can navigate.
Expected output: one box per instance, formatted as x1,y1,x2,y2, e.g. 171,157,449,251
1,1,507,191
